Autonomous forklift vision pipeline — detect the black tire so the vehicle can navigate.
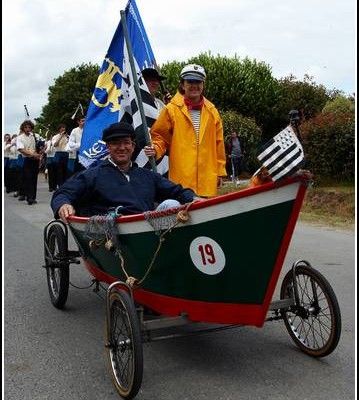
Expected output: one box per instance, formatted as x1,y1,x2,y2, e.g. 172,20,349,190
105,289,143,399
45,224,70,309
280,265,341,357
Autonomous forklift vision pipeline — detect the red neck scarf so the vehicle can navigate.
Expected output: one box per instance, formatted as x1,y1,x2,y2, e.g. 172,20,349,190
184,95,204,110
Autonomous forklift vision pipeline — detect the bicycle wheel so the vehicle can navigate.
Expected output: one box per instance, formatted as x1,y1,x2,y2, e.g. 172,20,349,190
105,289,143,399
280,265,341,357
45,224,70,309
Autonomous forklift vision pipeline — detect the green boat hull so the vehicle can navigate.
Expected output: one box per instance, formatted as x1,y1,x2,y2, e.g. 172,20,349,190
68,175,310,326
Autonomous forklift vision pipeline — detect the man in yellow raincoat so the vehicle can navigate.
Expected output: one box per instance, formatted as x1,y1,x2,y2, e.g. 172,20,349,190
144,64,227,197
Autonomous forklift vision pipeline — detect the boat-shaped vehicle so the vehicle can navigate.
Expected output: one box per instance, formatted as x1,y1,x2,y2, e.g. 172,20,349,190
43,172,341,399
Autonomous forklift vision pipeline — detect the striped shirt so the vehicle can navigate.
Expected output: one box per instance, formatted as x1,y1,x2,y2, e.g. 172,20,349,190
189,109,201,142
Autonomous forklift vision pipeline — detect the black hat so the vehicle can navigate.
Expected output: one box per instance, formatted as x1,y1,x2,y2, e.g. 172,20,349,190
141,68,166,81
102,122,135,142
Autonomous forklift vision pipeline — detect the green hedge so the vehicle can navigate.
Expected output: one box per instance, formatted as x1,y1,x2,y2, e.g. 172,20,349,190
301,112,355,181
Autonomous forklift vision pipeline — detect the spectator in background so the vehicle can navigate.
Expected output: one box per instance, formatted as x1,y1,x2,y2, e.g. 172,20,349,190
226,131,244,185
4,134,11,193
65,116,85,177
16,120,42,205
44,131,57,192
52,124,69,187
4,133,21,195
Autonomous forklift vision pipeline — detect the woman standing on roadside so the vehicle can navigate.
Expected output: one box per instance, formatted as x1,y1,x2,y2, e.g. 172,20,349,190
52,124,69,187
44,131,57,192
16,120,42,205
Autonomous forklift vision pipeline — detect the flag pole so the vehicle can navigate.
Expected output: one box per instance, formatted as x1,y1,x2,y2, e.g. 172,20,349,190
121,10,157,172
24,105,30,119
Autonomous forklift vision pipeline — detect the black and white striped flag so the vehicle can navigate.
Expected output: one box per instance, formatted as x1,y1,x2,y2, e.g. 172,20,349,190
120,44,168,174
257,125,304,181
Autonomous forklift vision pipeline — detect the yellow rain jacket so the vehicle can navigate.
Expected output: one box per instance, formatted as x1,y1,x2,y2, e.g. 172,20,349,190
150,92,227,197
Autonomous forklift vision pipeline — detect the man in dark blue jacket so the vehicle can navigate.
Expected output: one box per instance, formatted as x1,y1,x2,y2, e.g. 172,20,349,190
51,122,196,221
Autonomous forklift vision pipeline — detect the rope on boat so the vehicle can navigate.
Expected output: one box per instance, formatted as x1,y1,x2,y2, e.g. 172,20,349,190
84,202,193,288
137,202,193,286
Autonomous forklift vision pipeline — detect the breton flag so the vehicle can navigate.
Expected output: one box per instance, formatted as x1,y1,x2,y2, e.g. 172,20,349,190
79,0,167,173
120,44,169,174
257,124,305,181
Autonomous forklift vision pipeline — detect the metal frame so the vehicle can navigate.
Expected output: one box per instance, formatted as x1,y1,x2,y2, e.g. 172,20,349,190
102,259,312,344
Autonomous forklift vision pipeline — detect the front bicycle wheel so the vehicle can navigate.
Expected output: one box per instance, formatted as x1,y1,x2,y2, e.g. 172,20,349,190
105,289,143,399
45,224,70,309
280,264,341,357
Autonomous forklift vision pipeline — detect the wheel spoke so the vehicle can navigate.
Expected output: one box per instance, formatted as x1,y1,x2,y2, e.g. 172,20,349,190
280,265,341,357
111,303,133,390
106,290,143,399
45,224,69,309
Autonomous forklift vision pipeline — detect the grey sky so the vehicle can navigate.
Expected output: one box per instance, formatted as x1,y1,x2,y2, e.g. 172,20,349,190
3,0,356,134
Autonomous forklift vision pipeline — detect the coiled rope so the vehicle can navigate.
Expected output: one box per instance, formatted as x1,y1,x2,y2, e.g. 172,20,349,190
84,202,193,288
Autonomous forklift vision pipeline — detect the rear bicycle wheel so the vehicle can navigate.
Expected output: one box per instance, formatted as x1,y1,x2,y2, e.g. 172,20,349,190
105,289,143,399
280,265,341,357
45,224,70,309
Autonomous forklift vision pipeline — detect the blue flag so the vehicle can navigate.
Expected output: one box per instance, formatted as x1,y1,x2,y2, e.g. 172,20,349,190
79,0,156,168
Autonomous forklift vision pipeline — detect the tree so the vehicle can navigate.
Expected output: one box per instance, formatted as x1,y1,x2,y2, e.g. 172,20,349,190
35,63,99,133
322,95,355,115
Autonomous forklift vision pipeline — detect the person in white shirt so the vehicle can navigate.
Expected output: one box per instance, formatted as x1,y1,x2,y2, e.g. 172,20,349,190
44,131,57,191
65,116,85,177
4,134,12,192
52,124,69,187
16,120,42,205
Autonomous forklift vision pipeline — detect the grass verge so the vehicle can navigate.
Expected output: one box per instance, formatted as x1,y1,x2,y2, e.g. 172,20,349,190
299,184,355,230
218,179,355,231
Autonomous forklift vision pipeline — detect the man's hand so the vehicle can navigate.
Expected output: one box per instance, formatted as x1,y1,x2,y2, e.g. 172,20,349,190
58,204,76,222
144,145,156,157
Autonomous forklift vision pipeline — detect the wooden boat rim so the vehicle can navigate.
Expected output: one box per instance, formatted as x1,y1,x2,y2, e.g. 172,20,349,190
67,173,312,225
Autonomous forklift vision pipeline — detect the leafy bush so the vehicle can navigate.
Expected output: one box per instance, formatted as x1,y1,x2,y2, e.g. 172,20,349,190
301,111,355,181
322,95,355,115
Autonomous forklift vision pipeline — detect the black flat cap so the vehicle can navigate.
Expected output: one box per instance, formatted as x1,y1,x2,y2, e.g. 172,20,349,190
141,68,166,81
102,122,135,142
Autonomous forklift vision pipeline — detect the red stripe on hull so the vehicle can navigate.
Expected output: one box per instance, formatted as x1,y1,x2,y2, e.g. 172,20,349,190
83,258,267,327
134,289,266,327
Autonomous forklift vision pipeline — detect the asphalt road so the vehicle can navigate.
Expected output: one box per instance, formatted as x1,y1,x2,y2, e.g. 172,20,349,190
3,175,356,400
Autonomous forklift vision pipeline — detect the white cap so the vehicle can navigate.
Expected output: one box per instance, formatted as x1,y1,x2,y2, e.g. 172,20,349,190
180,64,206,81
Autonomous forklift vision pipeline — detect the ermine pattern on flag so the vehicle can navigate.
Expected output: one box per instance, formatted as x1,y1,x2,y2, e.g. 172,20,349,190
257,125,304,181
119,45,169,173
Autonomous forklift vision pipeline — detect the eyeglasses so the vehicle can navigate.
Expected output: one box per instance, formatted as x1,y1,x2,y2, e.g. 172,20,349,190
108,139,134,146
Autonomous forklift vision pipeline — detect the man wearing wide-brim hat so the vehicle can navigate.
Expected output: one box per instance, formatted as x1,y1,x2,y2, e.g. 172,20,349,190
51,122,196,221
141,68,172,110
